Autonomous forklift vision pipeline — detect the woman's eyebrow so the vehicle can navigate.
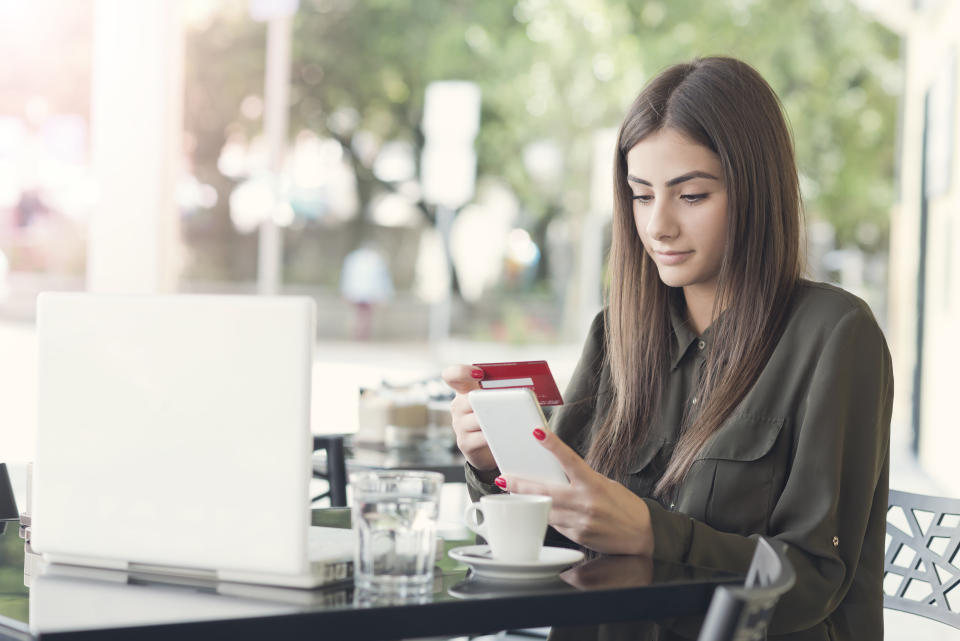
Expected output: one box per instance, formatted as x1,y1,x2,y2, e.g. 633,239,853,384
627,170,720,187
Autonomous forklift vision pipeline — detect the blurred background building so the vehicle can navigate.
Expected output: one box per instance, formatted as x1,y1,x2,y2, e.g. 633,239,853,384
0,0,955,494
868,0,960,498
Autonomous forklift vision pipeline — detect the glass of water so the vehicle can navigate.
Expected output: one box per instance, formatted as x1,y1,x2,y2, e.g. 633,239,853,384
351,470,444,598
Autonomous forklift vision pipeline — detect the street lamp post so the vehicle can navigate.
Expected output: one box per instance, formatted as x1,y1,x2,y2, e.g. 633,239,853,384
579,128,617,338
420,81,481,346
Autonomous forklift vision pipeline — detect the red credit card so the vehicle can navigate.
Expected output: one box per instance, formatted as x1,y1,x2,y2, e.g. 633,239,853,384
472,360,563,406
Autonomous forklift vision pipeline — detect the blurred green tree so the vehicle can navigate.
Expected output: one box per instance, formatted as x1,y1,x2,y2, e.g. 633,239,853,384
183,0,899,283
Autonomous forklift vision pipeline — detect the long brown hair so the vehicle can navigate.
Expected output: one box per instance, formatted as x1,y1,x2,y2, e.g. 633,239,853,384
585,57,803,496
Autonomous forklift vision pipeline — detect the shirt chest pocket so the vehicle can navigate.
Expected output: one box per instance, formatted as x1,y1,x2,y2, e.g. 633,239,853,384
625,437,667,498
692,413,786,536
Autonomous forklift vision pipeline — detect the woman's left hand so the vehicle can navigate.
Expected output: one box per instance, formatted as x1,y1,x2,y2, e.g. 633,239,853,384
498,429,655,557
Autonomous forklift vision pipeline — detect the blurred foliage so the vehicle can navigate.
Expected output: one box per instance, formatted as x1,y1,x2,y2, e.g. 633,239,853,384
183,0,899,282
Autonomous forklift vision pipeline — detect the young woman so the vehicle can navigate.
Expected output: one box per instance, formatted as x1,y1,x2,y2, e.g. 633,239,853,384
444,56,892,641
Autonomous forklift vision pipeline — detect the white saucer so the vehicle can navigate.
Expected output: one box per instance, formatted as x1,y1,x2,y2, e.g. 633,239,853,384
448,545,585,581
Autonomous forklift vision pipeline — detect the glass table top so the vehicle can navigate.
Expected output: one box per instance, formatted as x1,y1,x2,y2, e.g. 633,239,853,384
0,509,738,638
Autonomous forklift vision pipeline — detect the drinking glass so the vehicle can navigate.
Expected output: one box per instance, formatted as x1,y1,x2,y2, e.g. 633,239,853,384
351,470,444,597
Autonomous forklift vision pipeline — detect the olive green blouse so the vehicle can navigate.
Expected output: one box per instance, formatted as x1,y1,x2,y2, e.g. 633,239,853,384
466,280,893,641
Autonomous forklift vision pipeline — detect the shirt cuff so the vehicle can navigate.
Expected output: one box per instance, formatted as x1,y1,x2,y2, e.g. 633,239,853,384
643,497,694,564
464,462,503,502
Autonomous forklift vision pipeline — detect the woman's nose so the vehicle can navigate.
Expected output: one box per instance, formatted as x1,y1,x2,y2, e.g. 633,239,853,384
645,201,679,241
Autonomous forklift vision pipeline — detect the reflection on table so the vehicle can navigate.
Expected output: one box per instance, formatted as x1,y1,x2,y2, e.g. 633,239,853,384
0,509,741,641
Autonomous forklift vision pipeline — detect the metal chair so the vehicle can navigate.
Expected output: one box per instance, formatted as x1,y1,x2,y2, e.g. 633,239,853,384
311,435,348,507
0,463,19,537
884,489,960,630
695,537,796,641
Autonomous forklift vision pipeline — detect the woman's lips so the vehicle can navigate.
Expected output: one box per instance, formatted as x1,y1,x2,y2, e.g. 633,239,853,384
654,250,694,265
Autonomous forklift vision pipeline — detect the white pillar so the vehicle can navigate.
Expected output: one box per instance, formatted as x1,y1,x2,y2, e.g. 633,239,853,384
257,14,293,296
88,0,183,293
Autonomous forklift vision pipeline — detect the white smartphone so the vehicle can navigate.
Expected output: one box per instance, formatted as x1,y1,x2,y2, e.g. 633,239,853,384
467,388,569,486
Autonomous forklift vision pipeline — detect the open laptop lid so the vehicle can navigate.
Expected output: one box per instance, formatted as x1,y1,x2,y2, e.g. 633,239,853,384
32,293,315,577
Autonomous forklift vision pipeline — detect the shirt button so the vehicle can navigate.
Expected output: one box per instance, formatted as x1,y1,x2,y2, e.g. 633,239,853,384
697,340,705,350
691,397,698,405
833,536,839,547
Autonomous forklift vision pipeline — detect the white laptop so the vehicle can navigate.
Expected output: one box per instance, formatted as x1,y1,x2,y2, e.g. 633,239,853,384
31,293,354,589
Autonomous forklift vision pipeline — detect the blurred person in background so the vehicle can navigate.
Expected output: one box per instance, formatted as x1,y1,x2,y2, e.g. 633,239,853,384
445,56,892,641
13,189,48,229
339,243,394,340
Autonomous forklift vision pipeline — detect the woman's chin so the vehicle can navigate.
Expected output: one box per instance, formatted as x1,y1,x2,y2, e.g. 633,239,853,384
655,266,692,288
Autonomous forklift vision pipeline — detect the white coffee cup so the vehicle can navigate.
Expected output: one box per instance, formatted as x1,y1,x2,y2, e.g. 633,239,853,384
463,494,551,562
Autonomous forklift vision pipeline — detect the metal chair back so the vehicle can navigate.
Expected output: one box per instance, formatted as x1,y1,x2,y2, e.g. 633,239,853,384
0,463,19,537
311,436,348,507
696,537,796,641
0,464,18,521
884,489,960,629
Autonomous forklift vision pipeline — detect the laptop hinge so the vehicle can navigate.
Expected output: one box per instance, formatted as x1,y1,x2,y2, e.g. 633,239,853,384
127,561,218,582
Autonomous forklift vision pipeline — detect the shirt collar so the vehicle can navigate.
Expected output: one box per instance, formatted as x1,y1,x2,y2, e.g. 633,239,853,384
670,304,701,370
671,304,726,370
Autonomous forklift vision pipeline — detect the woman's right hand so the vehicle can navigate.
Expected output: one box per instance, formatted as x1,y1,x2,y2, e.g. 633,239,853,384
441,365,497,471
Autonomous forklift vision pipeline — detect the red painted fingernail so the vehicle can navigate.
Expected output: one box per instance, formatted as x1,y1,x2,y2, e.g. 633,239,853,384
494,476,507,488
471,368,484,379
533,428,546,441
